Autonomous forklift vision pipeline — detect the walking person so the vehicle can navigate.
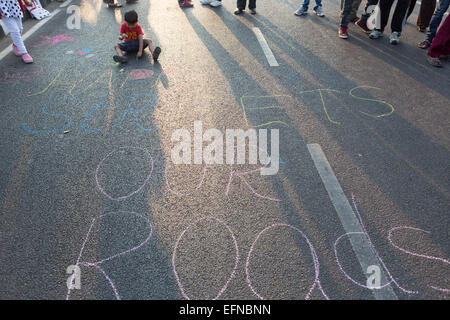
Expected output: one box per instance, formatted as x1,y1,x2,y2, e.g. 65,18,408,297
407,0,436,32
0,0,34,63
369,0,410,44
200,0,222,7
418,0,450,48
234,0,257,15
294,0,325,17
427,14,450,67
338,0,355,39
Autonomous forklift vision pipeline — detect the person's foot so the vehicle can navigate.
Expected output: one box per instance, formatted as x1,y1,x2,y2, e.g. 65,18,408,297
418,39,431,49
313,6,324,17
234,8,244,15
294,7,307,16
113,55,127,63
107,3,122,7
350,16,358,23
249,8,256,14
152,46,161,62
369,29,382,39
12,44,21,56
338,27,349,39
417,26,426,32
389,31,400,45
355,18,370,33
210,0,222,7
199,0,211,4
21,53,33,64
427,56,442,67
180,0,193,7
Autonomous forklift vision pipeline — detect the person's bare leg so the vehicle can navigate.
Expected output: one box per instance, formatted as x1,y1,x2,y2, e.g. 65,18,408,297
144,39,155,54
115,44,124,57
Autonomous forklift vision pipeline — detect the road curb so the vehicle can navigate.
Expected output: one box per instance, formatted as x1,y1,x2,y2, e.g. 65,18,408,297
0,0,54,40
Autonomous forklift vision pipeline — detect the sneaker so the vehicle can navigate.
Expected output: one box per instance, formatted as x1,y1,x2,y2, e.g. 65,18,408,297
417,39,430,49
180,0,193,7
338,27,349,39
249,8,256,14
199,0,211,4
21,53,33,64
210,0,222,7
234,8,244,14
369,29,382,39
355,18,370,33
294,7,307,16
152,46,161,62
313,6,324,17
12,44,21,56
427,56,442,67
389,31,400,45
113,55,127,63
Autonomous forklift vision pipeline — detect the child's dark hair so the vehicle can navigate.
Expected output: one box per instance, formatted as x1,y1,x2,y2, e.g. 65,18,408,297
124,10,138,24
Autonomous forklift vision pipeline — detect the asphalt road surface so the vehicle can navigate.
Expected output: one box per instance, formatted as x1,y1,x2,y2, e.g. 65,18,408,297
0,0,449,300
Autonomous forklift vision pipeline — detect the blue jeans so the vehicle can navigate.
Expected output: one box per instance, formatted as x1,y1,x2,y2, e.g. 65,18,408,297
302,0,322,10
426,0,450,42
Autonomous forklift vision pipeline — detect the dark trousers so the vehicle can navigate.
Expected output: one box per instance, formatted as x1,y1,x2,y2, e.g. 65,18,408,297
407,0,437,29
349,0,363,21
428,15,450,58
237,0,256,9
379,0,410,33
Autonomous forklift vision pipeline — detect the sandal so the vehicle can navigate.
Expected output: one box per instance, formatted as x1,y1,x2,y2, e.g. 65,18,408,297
427,56,442,67
417,39,430,49
107,3,122,8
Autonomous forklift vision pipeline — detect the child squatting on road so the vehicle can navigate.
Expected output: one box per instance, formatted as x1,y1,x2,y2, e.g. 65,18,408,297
113,10,161,64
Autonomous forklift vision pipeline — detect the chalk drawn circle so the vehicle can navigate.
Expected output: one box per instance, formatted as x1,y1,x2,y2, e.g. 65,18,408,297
172,216,239,300
246,223,322,300
95,147,154,201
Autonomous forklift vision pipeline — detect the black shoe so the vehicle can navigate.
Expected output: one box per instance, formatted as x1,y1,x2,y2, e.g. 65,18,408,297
234,8,244,15
113,55,127,63
152,46,161,62
249,8,256,14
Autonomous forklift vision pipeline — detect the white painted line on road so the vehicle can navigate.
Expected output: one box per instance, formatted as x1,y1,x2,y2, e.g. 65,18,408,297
59,0,74,8
0,9,61,62
307,143,398,300
252,27,279,67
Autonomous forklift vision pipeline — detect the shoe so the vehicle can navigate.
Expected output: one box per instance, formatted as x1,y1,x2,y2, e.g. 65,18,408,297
350,16,358,23
107,3,122,7
199,0,211,4
152,46,161,62
12,44,21,56
113,55,127,63
427,56,442,67
294,7,307,16
389,31,400,45
210,0,222,7
234,8,244,14
369,29,382,39
417,39,431,49
249,8,256,14
21,53,33,64
355,18,370,33
338,27,349,39
313,6,324,17
180,0,193,7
